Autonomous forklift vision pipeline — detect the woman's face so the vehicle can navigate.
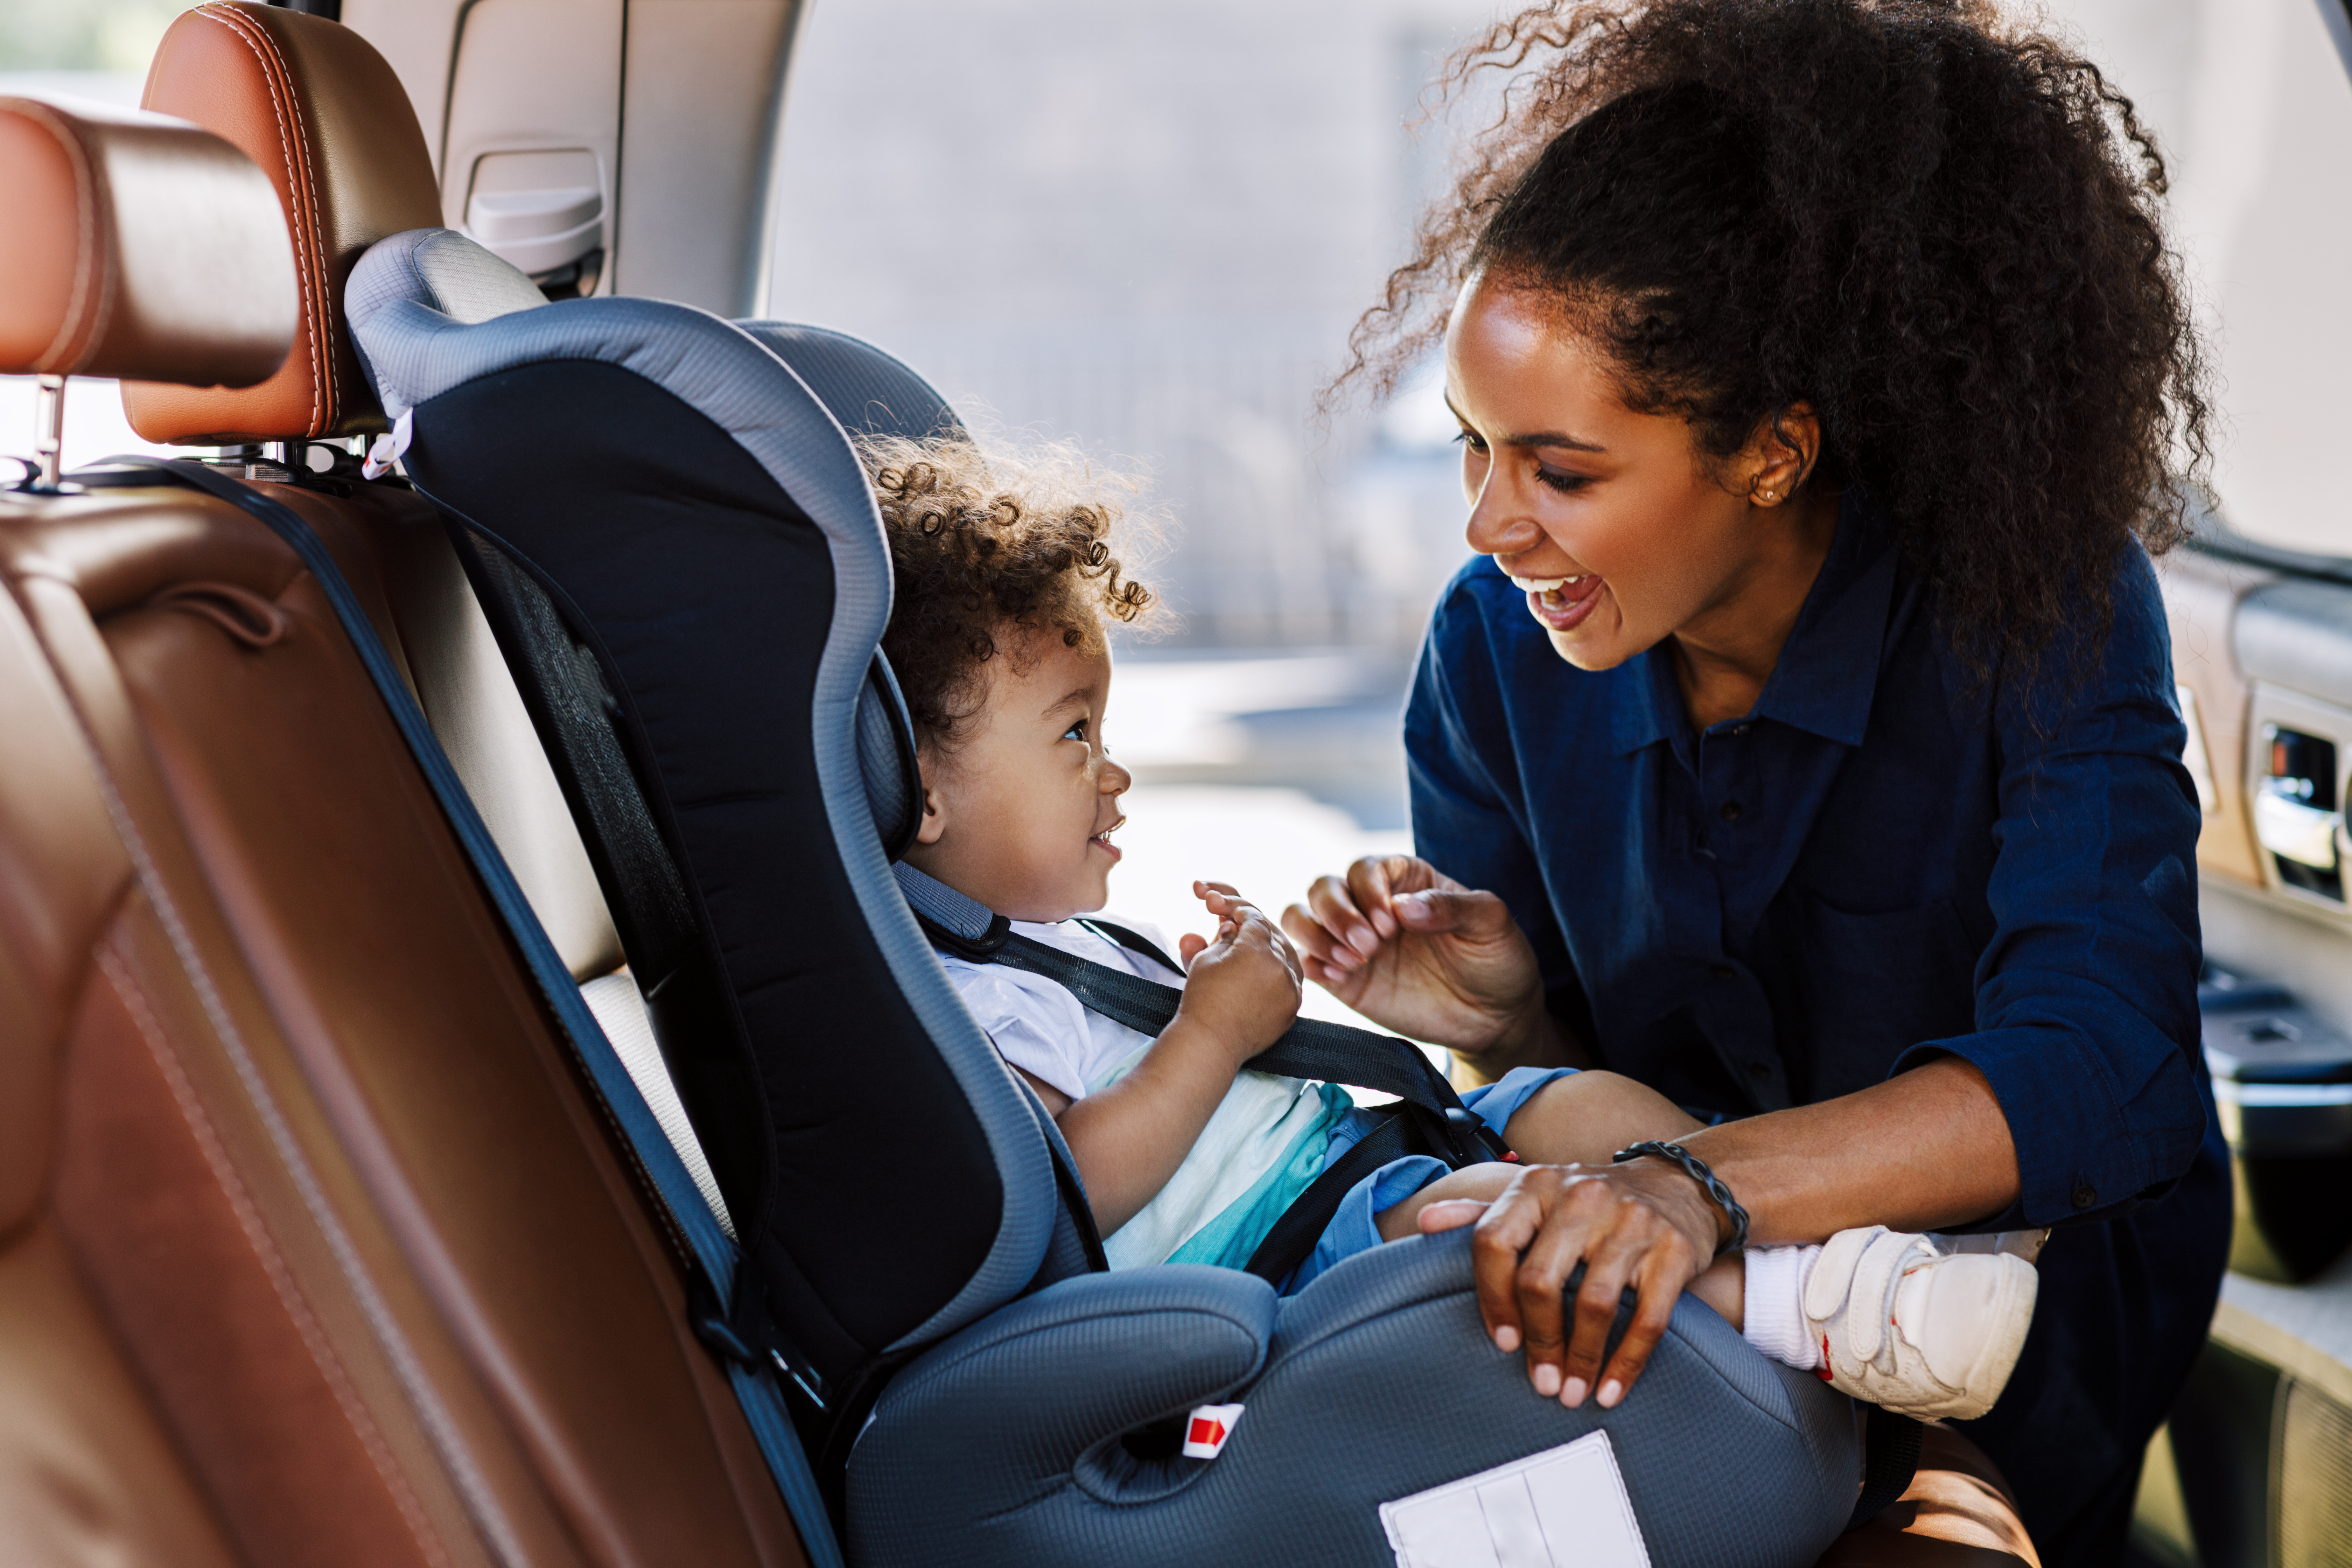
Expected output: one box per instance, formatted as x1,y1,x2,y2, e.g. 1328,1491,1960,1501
1444,274,1781,673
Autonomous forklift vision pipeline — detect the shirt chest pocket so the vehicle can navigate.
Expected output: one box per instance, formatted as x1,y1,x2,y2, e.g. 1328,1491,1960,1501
1795,895,1981,1100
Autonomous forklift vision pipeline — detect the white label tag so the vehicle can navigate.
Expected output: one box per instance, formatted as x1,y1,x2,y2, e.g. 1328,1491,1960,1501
1379,1430,1649,1568
1180,1402,1244,1460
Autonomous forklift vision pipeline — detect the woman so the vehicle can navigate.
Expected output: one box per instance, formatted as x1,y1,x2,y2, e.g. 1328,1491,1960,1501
1284,3,2230,1562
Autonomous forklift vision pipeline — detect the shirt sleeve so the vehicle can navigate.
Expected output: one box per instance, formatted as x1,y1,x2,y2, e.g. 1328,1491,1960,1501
938,961,1098,1103
1405,569,1591,1032
1893,546,2210,1229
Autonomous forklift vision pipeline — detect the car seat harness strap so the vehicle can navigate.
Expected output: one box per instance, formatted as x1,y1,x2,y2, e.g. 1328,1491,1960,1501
891,862,1522,1284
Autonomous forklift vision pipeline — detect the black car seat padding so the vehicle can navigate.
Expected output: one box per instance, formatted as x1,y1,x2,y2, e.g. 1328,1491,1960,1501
417,360,1007,1373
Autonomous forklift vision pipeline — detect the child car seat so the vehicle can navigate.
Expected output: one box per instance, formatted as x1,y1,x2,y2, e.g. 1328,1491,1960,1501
344,225,1872,1568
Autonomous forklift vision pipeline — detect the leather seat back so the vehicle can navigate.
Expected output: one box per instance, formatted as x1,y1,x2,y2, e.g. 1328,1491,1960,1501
0,91,805,1568
0,565,248,1568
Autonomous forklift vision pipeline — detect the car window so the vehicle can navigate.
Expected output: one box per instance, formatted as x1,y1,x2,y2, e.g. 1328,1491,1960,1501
2039,0,2352,561
765,0,1508,658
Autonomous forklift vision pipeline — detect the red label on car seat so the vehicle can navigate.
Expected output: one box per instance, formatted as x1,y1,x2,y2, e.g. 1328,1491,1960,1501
1182,1402,1244,1459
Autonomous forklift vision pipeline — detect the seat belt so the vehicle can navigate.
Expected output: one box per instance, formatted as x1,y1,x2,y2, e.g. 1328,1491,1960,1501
125,458,847,1568
1237,1112,1415,1284
1847,1408,1924,1530
990,928,1500,1163
891,862,1516,1281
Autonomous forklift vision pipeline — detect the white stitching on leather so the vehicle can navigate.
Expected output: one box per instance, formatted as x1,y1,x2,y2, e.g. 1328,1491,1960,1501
96,942,457,1568
192,6,326,433
44,607,526,1568
17,101,100,373
240,9,337,430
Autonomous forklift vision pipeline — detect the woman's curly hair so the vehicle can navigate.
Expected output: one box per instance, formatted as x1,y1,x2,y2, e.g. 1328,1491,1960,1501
866,434,1156,751
1340,0,2210,687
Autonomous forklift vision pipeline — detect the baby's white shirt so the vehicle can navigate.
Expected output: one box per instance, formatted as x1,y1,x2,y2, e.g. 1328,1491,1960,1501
936,916,1170,1101
937,915,1346,1268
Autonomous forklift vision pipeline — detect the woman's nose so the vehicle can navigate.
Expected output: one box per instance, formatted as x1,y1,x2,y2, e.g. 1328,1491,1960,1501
1464,478,1544,560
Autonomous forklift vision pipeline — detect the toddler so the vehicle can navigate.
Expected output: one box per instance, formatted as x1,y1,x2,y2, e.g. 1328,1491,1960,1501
868,433,2037,1422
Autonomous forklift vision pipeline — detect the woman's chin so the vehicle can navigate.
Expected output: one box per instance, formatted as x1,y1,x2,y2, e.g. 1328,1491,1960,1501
1545,625,1639,672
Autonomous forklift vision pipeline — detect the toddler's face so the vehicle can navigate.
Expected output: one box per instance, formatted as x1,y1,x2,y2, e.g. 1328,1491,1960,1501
905,631,1131,922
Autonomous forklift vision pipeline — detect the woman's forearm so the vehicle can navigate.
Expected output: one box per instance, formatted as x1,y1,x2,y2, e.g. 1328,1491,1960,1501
1676,1056,2021,1244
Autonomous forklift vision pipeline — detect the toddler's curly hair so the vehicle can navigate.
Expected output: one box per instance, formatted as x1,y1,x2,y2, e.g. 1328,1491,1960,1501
865,434,1155,752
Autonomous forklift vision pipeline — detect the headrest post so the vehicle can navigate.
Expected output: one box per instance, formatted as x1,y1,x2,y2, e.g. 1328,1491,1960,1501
33,376,65,491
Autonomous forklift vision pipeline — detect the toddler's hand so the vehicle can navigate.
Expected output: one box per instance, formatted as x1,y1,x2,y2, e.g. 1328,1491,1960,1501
1174,881,1302,1061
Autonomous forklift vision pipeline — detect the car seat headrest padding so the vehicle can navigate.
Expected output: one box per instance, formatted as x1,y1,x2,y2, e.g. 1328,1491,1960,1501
358,227,551,330
732,326,953,864
348,236,1060,1369
0,97,295,384
891,863,996,944
732,323,967,445
856,655,923,862
124,2,440,443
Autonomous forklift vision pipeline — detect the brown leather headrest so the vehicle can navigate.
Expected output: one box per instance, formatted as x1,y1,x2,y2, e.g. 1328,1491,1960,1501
123,3,441,445
0,96,295,387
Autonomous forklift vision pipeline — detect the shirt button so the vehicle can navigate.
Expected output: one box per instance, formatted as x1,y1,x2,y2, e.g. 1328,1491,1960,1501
1710,964,1735,981
2071,1183,2098,1211
1731,723,1752,736
1718,800,1743,822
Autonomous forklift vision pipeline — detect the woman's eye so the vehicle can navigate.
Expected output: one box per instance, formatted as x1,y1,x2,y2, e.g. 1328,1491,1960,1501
1536,465,1589,494
1453,428,1488,453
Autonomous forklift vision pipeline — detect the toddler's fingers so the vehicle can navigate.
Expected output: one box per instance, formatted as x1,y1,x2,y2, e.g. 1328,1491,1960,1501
1418,1198,1492,1234
1271,936,1303,986
1177,932,1208,965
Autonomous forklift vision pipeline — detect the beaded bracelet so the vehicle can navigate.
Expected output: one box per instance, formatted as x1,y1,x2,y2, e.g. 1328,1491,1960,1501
1611,1140,1751,1258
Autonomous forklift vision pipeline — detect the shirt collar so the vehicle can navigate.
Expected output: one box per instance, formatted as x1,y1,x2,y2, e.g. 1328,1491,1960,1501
1610,490,1899,755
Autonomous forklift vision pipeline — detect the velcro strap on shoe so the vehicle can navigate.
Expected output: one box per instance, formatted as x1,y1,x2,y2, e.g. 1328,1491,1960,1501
1845,1230,1926,1365
1803,1225,1881,1327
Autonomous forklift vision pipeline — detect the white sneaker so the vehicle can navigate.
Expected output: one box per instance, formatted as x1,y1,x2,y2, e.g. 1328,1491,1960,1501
1801,1226,2038,1421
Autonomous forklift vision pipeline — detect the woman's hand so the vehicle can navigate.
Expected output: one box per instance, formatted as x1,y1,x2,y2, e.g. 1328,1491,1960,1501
1418,1158,1725,1409
1280,855,1565,1075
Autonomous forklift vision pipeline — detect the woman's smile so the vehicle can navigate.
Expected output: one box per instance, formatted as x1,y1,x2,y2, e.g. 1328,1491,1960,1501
1515,571,1605,633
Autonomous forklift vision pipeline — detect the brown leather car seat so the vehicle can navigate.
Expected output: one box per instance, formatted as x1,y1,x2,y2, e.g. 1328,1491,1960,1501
119,1,628,988
1,90,803,1568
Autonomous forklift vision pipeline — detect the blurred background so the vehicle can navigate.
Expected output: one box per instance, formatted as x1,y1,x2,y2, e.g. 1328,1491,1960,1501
5,0,2349,966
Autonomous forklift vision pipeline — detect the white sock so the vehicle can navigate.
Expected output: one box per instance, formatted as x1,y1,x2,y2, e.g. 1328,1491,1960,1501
1740,1244,1824,1371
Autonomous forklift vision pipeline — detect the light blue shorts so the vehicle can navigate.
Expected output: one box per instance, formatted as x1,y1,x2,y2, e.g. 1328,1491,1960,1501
1284,1065,1577,1295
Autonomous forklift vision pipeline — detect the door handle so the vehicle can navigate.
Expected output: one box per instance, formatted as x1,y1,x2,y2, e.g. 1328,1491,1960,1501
2254,790,2343,870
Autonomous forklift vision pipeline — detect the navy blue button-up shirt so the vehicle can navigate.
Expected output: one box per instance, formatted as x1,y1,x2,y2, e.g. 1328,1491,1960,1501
1405,493,2231,1547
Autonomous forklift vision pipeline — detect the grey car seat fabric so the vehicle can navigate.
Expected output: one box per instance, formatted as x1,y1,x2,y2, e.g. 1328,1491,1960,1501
346,226,1864,1568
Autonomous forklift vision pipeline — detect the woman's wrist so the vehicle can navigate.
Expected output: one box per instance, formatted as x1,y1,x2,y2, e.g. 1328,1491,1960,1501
1454,1001,1578,1085
1613,1141,1749,1256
